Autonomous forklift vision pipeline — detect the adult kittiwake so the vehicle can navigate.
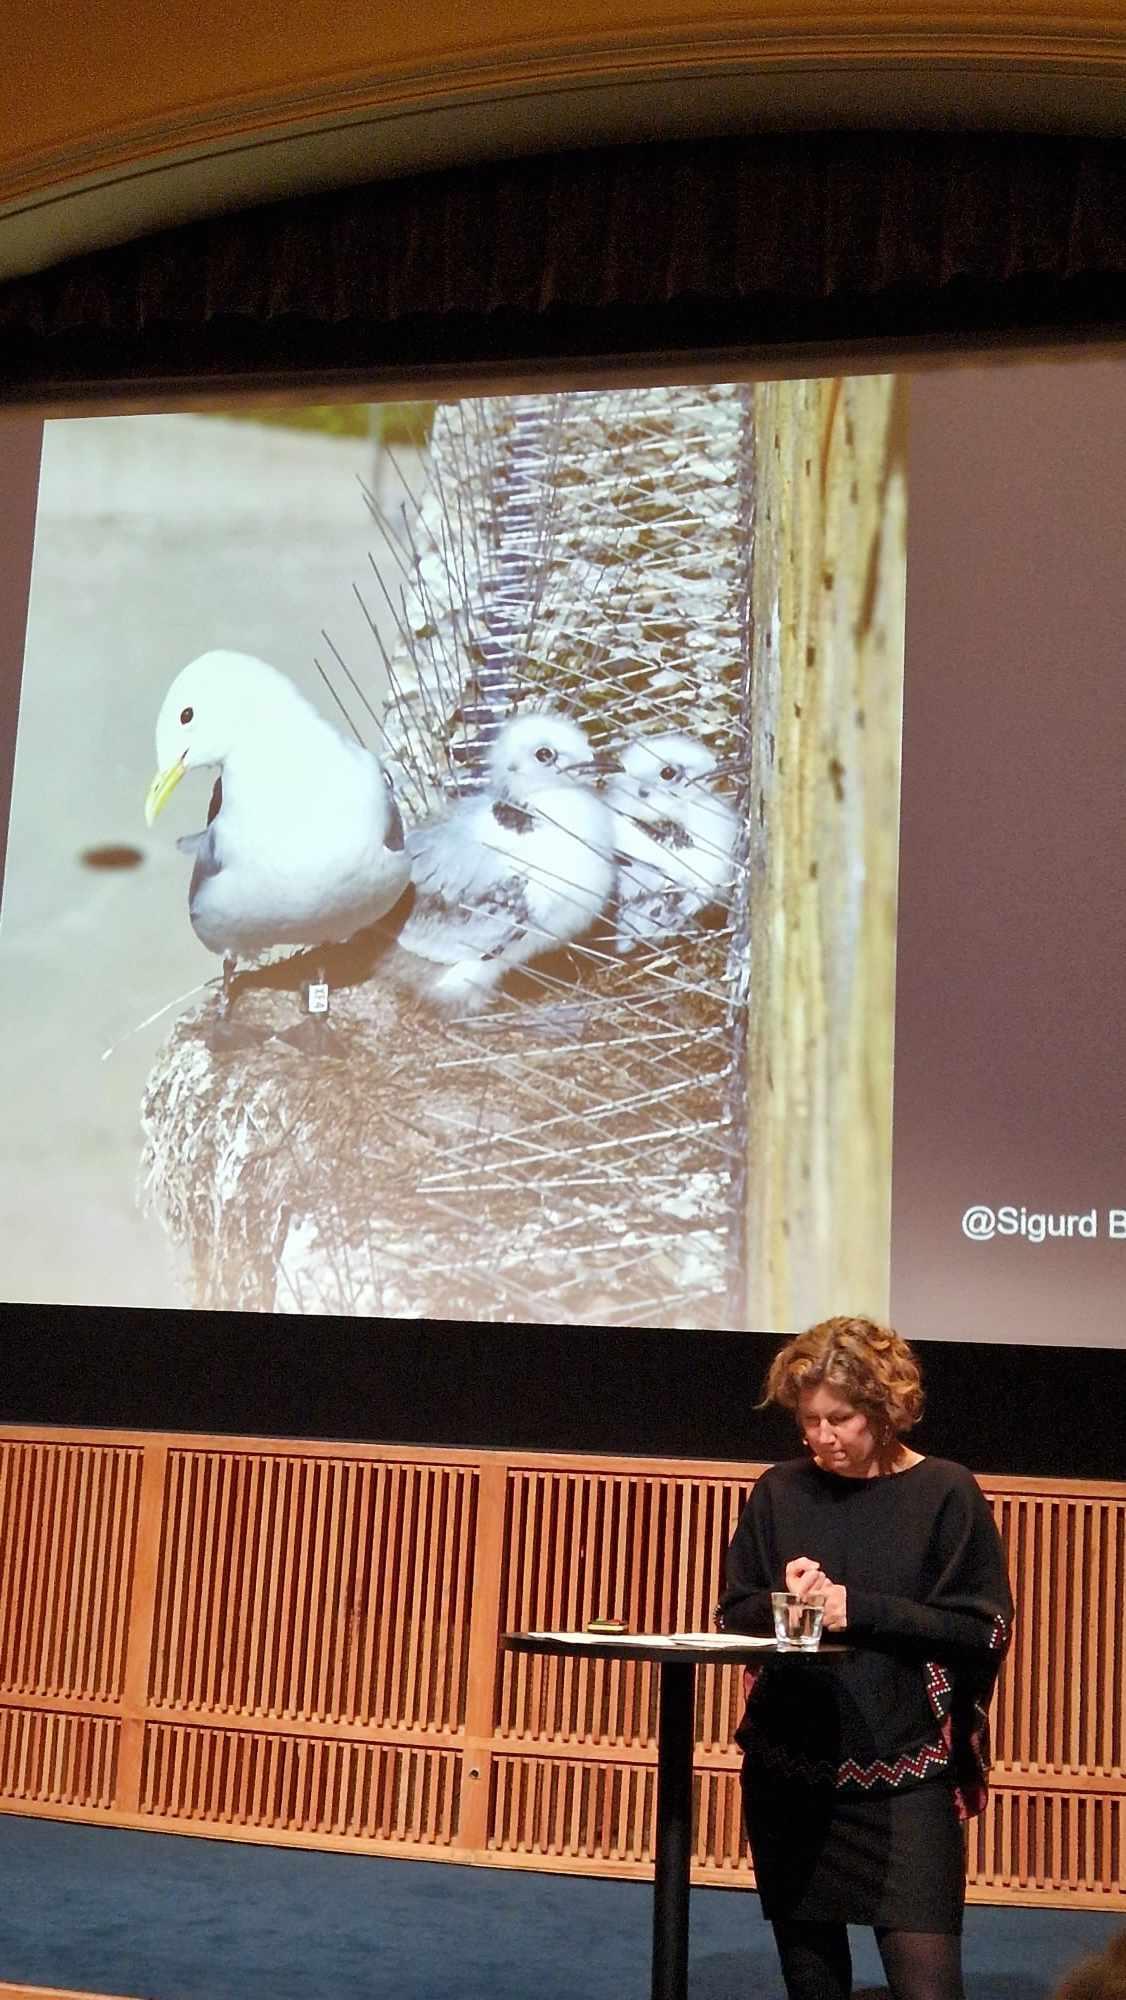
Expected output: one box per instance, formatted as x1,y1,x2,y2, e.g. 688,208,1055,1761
398,712,616,1010
608,733,738,953
145,650,410,1032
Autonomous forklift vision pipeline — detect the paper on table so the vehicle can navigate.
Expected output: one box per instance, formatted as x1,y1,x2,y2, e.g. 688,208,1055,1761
667,1632,777,1648
522,1631,662,1644
520,1630,778,1647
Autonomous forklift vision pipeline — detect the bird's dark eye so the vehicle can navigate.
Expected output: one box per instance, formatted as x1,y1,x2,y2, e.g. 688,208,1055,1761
660,764,679,782
180,706,194,726
535,746,556,765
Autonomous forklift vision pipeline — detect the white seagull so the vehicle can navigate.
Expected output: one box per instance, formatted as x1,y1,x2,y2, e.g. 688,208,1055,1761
607,732,739,953
144,650,411,1026
398,712,616,1009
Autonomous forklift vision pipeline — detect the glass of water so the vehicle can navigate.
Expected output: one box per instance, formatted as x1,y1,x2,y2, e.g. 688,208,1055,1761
771,1591,825,1650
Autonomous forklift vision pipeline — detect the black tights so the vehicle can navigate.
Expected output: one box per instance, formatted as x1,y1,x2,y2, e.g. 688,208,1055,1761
772,1920,966,2000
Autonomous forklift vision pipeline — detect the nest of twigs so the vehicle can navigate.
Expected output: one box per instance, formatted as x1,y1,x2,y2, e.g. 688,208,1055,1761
140,912,736,1324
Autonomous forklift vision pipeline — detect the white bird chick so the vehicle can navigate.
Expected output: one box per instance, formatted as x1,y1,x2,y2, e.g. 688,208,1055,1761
399,712,616,1010
145,650,410,1017
608,732,738,953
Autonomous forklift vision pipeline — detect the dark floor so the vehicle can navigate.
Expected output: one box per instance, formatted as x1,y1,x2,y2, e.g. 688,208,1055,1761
0,1817,1120,2000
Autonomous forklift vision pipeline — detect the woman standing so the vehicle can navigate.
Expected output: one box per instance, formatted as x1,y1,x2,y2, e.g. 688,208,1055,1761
720,1316,1013,2000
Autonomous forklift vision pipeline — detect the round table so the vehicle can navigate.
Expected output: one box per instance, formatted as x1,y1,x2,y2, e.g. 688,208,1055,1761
505,1630,846,2000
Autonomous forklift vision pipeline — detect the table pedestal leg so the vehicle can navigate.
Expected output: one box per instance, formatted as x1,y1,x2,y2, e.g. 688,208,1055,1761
651,1659,695,2000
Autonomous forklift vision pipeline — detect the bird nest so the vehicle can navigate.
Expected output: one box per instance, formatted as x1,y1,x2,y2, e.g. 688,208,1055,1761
141,383,754,1327
141,913,735,1324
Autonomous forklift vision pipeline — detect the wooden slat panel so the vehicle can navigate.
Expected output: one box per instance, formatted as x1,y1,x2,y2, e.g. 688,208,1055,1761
0,1705,118,1809
140,1723,460,1844
489,1752,658,1866
149,1450,476,1730
0,1427,1121,1911
488,1758,1126,1907
488,1465,1124,1907
967,1787,1126,1903
696,1768,753,1879
989,1490,1125,1778
496,1467,750,1753
0,1442,140,1703
489,1760,752,1880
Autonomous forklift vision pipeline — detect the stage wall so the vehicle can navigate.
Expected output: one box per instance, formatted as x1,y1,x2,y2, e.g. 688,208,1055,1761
0,1425,1121,1912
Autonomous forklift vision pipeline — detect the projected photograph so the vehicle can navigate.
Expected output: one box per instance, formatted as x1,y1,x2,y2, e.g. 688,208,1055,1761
0,381,907,1326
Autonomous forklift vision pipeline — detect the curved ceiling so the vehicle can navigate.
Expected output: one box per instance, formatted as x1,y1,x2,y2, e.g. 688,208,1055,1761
4,1,1126,282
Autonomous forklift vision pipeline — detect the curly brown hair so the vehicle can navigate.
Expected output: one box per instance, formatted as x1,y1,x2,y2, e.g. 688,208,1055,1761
759,1315,925,1436
1054,1933,1126,2000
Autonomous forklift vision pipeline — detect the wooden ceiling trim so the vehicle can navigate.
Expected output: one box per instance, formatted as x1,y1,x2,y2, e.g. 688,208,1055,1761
4,6,1126,281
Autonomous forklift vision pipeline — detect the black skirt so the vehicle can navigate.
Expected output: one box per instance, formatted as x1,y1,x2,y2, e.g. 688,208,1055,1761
742,1769,967,1932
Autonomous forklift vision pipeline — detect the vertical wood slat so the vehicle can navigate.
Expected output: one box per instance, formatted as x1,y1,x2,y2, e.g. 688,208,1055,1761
459,1457,509,1852
114,1442,168,1813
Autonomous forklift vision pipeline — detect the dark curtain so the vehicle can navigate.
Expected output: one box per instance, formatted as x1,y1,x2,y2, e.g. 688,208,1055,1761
1,128,1125,395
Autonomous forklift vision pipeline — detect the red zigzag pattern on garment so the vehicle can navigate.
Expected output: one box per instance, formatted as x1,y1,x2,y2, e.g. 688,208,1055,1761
748,1733,952,1791
742,1614,1012,1801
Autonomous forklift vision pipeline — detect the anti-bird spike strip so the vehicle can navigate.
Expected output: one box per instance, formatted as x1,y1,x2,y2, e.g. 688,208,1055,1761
141,384,756,1326
371,384,752,1327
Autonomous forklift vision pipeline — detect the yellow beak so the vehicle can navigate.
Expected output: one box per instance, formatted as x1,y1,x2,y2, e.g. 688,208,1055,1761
144,755,187,826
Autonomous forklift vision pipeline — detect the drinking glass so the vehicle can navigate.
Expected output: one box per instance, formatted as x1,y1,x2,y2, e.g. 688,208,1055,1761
771,1591,825,1649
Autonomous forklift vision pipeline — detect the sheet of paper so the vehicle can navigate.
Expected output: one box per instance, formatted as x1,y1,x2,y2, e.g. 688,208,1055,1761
522,1630,662,1644
666,1632,777,1649
519,1630,776,1648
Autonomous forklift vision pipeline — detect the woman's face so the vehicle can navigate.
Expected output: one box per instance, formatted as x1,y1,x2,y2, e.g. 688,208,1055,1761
797,1382,881,1478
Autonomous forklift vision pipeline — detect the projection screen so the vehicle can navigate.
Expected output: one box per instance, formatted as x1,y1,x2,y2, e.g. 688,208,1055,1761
0,354,1122,1345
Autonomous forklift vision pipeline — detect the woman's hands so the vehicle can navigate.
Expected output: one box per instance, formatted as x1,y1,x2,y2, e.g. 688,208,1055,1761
784,1556,848,1631
816,1584,847,1631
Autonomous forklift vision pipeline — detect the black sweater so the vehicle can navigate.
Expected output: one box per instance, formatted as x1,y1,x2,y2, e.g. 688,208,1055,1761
720,1456,1013,1802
